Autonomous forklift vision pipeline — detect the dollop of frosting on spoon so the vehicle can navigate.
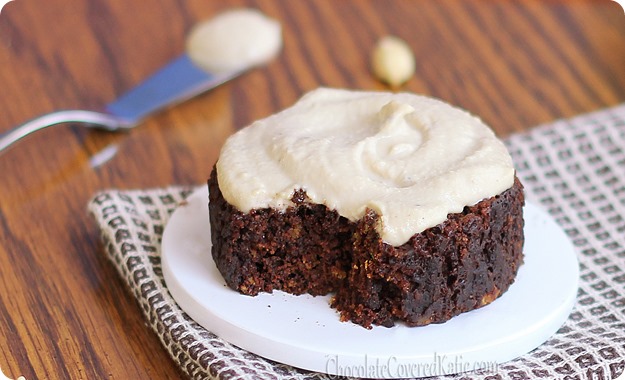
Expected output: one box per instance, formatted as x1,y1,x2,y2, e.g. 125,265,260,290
186,8,282,73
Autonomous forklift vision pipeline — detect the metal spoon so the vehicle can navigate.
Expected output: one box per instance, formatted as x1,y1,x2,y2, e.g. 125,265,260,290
0,52,244,154
0,9,282,154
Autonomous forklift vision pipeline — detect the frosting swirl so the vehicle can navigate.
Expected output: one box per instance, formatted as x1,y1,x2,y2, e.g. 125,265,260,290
216,88,515,245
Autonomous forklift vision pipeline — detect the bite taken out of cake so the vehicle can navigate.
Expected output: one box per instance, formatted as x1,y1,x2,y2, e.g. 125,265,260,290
208,87,524,329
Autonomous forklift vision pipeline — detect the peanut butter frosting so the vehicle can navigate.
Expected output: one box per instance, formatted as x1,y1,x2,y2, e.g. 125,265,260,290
216,88,515,245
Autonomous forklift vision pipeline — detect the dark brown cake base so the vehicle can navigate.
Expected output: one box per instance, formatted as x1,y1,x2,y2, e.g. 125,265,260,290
332,177,525,328
208,168,524,329
208,169,355,296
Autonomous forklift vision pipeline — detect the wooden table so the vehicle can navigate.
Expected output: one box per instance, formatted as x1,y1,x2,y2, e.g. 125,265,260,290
1,1,624,378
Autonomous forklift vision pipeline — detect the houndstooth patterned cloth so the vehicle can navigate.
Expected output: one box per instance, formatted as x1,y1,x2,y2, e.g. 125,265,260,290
89,105,625,380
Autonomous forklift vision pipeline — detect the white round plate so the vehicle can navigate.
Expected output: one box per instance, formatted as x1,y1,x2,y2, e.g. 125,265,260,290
162,187,578,378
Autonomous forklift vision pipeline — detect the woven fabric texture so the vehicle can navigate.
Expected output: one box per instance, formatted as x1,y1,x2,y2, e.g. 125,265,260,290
88,105,625,380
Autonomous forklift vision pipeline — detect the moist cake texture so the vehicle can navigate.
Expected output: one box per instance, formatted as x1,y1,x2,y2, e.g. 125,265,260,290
208,88,524,328
209,171,524,328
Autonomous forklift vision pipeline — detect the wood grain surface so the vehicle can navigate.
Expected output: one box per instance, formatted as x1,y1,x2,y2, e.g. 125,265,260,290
0,1,624,379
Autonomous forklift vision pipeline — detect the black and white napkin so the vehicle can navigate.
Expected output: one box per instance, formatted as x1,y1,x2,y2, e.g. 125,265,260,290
89,105,625,380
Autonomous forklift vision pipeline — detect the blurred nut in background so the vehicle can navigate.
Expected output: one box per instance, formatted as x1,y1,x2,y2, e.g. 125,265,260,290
371,36,416,87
